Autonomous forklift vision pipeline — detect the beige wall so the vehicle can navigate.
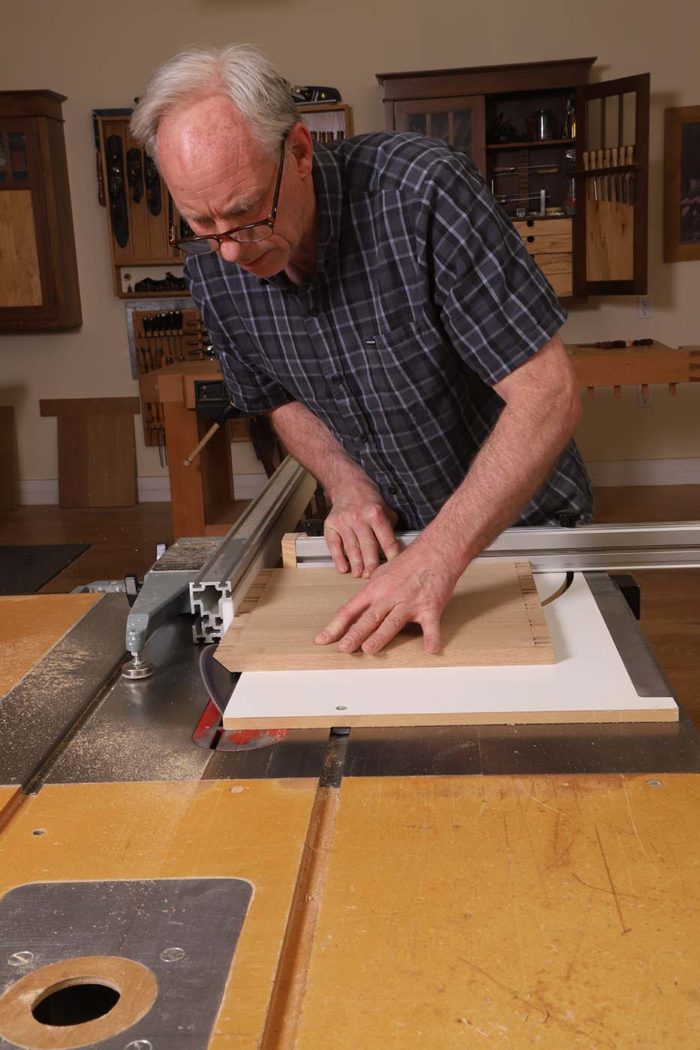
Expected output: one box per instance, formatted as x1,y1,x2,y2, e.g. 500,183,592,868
1,0,699,489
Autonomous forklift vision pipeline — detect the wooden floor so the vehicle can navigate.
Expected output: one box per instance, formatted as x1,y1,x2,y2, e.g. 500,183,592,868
0,487,698,725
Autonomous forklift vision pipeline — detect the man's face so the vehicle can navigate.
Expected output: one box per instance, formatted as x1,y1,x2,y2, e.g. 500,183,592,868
157,95,314,278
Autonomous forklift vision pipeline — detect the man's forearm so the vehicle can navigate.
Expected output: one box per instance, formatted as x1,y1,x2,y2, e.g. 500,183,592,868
268,401,371,499
421,343,582,575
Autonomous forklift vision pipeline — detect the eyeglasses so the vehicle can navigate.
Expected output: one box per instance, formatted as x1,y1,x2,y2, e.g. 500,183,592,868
171,135,287,256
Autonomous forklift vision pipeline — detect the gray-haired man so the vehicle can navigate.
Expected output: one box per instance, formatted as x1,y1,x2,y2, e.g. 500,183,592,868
131,45,591,656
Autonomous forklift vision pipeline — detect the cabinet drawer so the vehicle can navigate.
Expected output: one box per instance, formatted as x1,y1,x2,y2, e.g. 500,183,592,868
545,271,573,298
533,253,572,276
531,252,572,299
514,219,572,255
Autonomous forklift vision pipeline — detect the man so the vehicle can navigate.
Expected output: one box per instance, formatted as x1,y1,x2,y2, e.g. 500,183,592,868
131,44,592,656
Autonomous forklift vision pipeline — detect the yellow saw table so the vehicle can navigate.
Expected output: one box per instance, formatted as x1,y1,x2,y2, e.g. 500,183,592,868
1,589,699,1048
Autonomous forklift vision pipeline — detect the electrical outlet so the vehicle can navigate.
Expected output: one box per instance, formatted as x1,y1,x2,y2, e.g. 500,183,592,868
637,296,652,319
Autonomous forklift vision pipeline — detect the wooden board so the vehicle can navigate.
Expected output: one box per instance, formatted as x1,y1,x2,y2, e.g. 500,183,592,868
296,773,700,1049
222,574,678,729
40,398,140,508
0,593,100,697
568,341,692,387
0,189,41,307
586,199,634,282
217,560,553,673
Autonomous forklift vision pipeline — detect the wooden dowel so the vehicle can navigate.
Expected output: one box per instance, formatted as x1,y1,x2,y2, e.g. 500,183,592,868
183,421,220,466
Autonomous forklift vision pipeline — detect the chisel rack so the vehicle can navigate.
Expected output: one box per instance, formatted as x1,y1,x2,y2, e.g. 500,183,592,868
93,109,188,299
298,102,353,142
574,75,649,295
128,303,212,456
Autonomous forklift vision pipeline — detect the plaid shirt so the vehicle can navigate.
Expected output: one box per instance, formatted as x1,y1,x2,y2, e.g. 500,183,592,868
186,133,593,529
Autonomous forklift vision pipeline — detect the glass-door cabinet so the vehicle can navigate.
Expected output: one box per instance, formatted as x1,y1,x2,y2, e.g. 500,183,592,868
393,96,486,174
377,59,650,299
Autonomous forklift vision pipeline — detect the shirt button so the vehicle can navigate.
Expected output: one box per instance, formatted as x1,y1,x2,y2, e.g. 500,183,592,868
388,486,398,496
332,375,343,384
308,308,319,317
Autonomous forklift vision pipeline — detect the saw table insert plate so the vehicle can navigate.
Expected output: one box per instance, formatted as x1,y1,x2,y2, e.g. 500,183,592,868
216,559,553,673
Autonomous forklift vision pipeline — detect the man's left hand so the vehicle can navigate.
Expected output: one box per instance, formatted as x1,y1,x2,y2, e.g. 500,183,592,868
314,542,462,655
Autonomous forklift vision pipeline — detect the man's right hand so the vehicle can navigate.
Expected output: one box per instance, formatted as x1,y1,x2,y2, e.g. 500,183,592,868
324,480,401,578
267,402,402,578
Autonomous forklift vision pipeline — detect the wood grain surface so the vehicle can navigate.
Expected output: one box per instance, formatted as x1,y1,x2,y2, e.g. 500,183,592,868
296,773,700,1049
216,560,553,673
0,593,100,697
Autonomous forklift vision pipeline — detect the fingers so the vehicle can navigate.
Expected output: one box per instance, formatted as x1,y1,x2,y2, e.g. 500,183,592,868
373,518,402,563
315,600,442,656
338,602,401,653
324,523,384,578
356,524,382,578
358,607,441,655
324,526,350,574
314,592,374,646
418,612,442,655
356,605,411,654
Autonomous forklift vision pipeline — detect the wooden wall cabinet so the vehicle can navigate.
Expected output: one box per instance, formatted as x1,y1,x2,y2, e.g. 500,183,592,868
0,90,82,331
377,59,650,297
94,109,187,299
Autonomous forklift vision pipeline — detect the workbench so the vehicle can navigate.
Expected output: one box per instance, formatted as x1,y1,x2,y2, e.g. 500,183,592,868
2,467,700,1047
139,360,244,537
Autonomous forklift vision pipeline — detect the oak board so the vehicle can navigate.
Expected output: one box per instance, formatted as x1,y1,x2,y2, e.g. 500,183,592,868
216,560,553,673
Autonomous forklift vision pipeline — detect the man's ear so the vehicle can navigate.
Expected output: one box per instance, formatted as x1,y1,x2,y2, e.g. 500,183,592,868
287,121,314,179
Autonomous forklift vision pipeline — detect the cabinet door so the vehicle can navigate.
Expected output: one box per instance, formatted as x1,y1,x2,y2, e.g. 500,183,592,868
0,98,81,332
394,96,486,174
98,116,180,269
0,117,53,321
574,73,649,295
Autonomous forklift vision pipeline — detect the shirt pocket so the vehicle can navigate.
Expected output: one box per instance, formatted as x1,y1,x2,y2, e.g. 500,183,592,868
365,319,459,422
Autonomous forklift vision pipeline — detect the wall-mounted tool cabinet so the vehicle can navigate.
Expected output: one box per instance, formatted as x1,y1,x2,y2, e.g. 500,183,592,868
93,109,188,299
376,59,650,298
0,90,82,332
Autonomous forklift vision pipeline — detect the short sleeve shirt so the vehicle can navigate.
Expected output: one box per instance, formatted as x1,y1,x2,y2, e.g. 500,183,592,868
186,132,593,529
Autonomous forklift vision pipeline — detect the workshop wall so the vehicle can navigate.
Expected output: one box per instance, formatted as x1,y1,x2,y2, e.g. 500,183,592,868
1,0,698,501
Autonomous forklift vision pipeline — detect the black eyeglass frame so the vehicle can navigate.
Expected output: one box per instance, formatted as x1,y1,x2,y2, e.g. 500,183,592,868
170,134,289,253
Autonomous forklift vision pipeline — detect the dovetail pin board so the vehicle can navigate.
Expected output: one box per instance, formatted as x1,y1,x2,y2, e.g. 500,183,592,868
215,560,553,674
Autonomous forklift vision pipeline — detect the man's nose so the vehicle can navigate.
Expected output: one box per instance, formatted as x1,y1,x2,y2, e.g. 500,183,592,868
219,237,244,264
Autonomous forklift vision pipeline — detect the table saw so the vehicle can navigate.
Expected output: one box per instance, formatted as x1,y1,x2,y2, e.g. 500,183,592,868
1,456,700,1049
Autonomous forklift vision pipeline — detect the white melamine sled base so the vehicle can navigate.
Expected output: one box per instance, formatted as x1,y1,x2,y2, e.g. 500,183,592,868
221,574,678,730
